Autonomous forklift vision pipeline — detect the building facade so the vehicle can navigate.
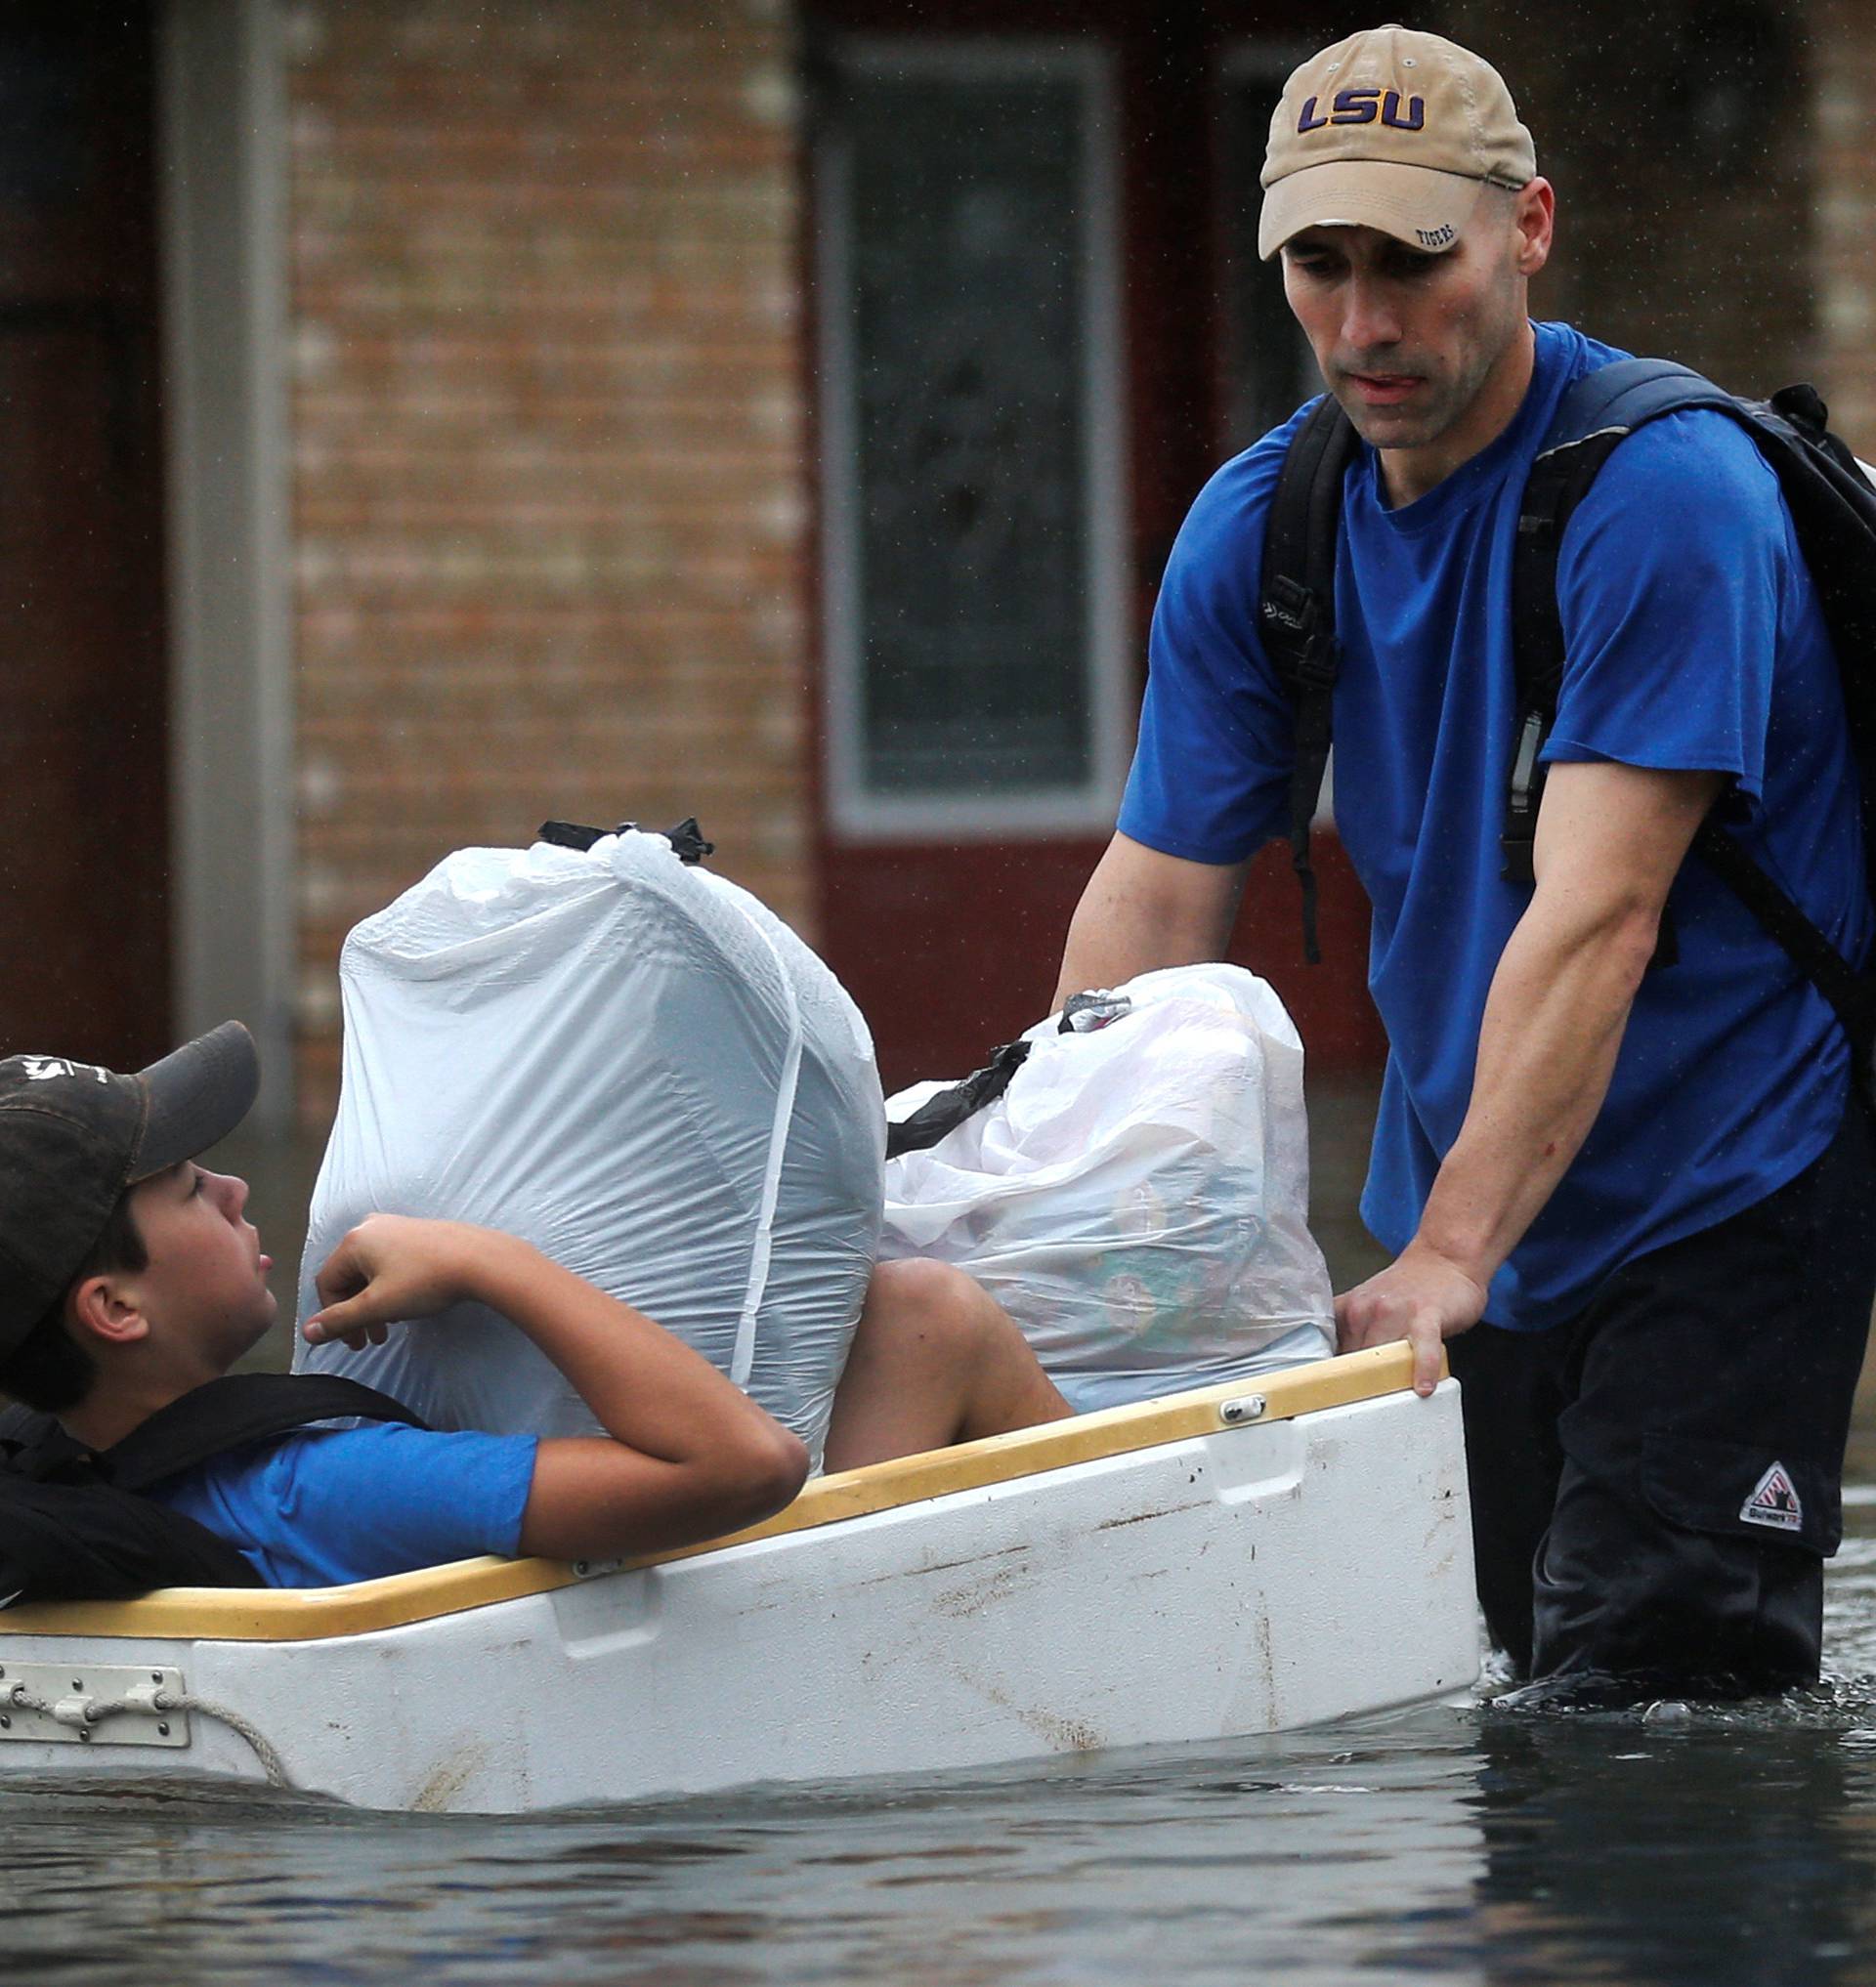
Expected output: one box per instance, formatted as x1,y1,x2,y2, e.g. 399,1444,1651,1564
0,0,1855,1128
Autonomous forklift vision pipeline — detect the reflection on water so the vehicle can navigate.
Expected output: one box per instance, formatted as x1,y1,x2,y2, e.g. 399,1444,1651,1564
7,1471,1876,1983
12,1698,1876,1987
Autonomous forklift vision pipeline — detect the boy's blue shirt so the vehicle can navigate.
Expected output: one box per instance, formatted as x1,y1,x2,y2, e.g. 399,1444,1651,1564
150,1421,537,1588
1119,319,1871,1330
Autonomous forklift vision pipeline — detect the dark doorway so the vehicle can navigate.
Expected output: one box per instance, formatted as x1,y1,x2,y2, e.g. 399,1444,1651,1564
803,2,1383,1094
0,4,170,1067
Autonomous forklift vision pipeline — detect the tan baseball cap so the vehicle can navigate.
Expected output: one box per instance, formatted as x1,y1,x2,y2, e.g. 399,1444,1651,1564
1258,24,1536,260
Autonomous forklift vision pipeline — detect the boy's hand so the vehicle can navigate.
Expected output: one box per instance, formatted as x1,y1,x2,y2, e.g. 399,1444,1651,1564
304,1215,510,1351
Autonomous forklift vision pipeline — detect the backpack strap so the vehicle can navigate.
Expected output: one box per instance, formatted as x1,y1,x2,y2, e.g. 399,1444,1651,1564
1504,359,1732,887
1687,818,1876,1074
1507,359,1876,1078
0,1477,264,1603
0,1374,425,1606
1258,396,1362,963
5,1373,426,1493
103,1374,429,1493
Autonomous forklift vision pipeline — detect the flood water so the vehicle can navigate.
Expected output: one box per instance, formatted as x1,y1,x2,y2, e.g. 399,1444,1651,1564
8,1101,1876,1984
3,1423,1875,1985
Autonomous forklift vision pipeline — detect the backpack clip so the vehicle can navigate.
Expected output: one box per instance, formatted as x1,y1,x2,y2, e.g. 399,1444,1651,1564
1261,577,1338,685
1500,710,1548,885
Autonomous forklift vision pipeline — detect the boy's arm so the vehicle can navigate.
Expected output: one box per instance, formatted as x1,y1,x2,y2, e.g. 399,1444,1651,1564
303,1215,809,1560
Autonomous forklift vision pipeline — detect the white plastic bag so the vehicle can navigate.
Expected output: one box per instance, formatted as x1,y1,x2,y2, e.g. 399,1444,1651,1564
294,830,884,1469
881,964,1335,1412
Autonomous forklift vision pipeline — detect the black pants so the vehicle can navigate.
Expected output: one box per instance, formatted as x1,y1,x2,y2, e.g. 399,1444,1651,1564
1447,1098,1876,1694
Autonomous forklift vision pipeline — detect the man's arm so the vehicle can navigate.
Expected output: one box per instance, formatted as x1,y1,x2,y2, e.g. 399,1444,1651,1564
1053,832,1252,1009
1336,758,1725,1393
303,1217,809,1559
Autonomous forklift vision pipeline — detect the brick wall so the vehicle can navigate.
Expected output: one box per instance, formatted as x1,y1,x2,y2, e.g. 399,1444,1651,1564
1814,0,1876,455
283,0,811,1125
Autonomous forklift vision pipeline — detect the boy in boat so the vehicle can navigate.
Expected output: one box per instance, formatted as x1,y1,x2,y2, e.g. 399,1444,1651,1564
0,1023,1068,1594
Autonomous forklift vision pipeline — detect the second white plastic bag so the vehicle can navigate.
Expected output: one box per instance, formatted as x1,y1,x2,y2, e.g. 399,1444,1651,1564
881,964,1335,1413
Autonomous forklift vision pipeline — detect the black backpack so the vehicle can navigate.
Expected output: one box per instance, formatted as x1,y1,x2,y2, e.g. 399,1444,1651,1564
0,1373,425,1606
1258,359,1876,1087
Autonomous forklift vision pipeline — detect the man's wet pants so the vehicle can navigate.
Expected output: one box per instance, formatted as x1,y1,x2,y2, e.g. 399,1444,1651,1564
1447,1096,1876,1694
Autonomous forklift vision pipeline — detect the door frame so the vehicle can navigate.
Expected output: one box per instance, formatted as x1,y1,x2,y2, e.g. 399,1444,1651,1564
157,0,296,1128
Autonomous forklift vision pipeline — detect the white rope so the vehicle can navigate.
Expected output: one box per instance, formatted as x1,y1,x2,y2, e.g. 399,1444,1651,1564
6,1679,292,1790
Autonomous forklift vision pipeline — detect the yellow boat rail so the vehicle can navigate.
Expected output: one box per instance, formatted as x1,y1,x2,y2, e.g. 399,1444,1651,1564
0,1342,1428,1645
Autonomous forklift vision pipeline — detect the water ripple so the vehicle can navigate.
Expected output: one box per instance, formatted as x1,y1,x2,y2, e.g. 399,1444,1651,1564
5,1500,1876,1985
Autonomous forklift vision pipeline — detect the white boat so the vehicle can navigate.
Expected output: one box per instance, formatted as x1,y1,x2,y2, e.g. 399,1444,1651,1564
0,1344,1476,1814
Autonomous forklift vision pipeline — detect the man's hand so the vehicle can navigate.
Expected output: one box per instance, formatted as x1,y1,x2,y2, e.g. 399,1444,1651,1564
1335,1242,1489,1398
304,1214,509,1350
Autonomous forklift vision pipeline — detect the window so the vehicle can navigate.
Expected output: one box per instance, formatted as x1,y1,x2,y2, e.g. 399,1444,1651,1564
816,40,1130,837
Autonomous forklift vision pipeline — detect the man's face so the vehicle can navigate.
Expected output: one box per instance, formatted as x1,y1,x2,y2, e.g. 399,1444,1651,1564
123,1163,277,1372
1279,209,1528,456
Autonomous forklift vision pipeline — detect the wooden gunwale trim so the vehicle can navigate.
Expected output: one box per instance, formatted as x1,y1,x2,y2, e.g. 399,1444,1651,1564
0,1344,1423,1645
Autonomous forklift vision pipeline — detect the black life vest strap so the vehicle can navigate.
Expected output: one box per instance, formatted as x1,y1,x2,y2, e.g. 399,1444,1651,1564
6,1373,428,1493
1259,396,1361,963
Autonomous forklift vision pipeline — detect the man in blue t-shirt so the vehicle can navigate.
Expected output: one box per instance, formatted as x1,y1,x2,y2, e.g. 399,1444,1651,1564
1057,24,1876,1696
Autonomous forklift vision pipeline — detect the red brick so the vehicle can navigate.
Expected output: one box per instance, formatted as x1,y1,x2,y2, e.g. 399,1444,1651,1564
287,0,811,1123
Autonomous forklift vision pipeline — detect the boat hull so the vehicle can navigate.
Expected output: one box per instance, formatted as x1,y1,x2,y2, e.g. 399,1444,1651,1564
0,1354,1476,1812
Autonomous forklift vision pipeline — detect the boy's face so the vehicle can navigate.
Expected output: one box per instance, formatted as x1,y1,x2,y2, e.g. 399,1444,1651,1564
120,1163,277,1372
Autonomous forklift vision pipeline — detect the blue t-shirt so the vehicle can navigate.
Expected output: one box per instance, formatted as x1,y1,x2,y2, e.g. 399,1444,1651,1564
149,1422,538,1588
1119,319,1870,1330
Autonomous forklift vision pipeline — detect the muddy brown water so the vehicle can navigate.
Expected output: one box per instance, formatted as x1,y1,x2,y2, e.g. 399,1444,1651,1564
8,1094,1876,1984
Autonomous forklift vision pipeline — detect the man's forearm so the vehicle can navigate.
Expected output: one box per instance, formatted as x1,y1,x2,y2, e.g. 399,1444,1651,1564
1333,759,1719,1392
1410,891,1660,1289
